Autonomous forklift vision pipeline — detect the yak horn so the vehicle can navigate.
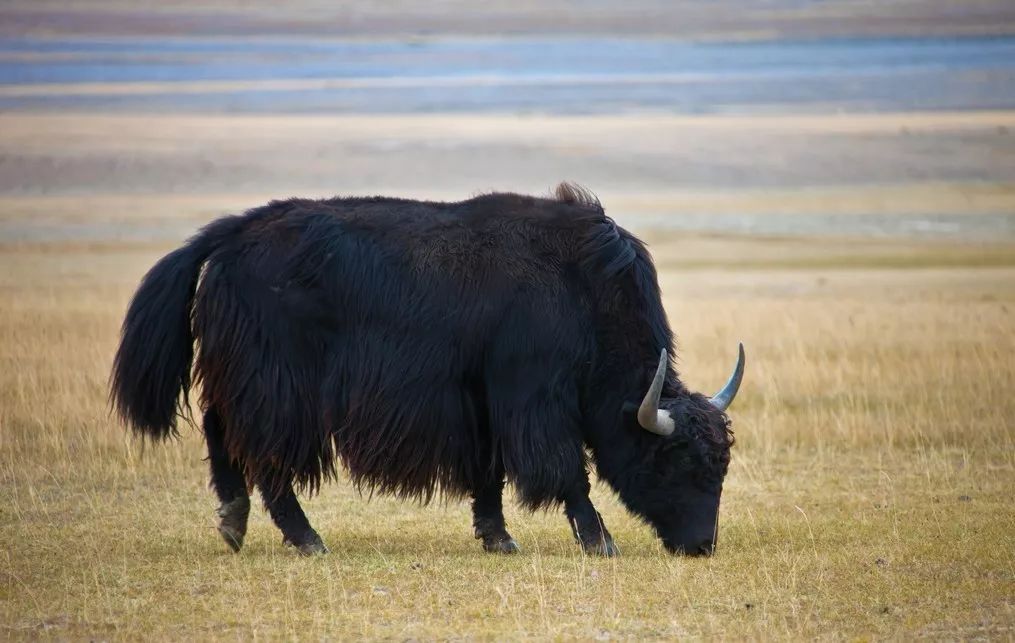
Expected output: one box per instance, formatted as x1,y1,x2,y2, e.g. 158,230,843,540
709,343,745,412
638,349,676,436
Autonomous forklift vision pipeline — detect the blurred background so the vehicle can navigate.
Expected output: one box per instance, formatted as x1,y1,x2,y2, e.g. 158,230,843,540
1,0,1013,243
2,3,1014,639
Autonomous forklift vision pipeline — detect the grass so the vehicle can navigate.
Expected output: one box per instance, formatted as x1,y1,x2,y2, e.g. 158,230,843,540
1,234,1013,639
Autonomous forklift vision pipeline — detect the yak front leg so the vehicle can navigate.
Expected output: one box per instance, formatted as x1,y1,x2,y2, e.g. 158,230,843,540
563,476,618,557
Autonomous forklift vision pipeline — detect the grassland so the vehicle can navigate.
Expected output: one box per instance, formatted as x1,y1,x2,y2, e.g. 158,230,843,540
1,231,1013,639
0,106,1013,638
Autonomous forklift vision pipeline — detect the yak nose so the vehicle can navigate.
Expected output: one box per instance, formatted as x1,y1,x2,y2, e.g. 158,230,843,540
668,539,715,556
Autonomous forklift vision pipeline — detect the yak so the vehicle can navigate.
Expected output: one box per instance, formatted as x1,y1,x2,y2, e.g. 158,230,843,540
110,183,744,557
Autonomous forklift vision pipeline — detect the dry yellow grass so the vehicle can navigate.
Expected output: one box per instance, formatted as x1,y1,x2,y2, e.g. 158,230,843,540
1,232,1013,639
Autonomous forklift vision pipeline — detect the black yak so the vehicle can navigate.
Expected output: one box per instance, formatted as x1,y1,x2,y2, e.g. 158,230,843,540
111,183,744,557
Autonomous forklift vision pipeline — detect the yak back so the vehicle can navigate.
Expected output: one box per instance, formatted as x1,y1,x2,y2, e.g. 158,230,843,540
191,184,670,505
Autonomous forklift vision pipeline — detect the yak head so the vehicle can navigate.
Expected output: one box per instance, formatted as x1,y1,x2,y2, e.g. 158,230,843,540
620,344,744,556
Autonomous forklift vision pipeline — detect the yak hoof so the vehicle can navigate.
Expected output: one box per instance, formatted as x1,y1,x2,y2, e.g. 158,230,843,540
216,496,250,553
483,536,521,554
285,530,329,556
475,520,520,554
582,536,620,557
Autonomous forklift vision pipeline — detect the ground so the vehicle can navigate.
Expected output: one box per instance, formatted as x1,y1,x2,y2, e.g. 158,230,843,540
1,185,1013,638
0,14,1014,634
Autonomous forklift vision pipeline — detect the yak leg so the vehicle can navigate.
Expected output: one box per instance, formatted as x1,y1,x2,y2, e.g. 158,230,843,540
258,475,328,556
471,473,519,554
563,475,618,557
205,408,250,553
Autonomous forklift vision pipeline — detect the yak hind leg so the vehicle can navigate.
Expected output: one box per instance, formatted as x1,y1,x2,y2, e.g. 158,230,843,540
563,475,619,557
471,473,519,554
258,473,328,556
204,408,250,553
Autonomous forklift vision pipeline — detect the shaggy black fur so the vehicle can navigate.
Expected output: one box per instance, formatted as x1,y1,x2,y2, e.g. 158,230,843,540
110,183,735,556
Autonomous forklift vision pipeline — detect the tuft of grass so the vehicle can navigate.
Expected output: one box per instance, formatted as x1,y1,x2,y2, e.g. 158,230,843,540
1,236,1013,640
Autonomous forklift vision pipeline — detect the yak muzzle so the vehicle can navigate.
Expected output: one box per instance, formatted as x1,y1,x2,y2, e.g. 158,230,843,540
665,537,716,557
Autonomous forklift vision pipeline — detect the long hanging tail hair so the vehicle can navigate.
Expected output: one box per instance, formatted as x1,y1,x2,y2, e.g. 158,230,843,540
110,216,244,439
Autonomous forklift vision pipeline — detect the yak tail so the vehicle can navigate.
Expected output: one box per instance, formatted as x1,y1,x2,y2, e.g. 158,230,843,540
110,215,244,440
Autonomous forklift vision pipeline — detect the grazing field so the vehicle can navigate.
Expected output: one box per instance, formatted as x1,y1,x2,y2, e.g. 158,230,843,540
1,231,1012,639
3,1,1014,634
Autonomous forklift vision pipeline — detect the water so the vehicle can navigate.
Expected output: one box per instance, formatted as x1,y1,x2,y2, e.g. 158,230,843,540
1,35,1014,113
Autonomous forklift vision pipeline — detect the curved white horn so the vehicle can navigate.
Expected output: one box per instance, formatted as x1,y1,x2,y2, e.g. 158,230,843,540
638,349,676,436
709,343,745,412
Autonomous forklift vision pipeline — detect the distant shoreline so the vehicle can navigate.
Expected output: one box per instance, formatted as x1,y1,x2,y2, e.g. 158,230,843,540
3,1,1015,40
2,35,1013,114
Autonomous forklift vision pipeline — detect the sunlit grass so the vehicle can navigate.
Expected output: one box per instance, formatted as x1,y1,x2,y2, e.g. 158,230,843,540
1,236,1013,639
